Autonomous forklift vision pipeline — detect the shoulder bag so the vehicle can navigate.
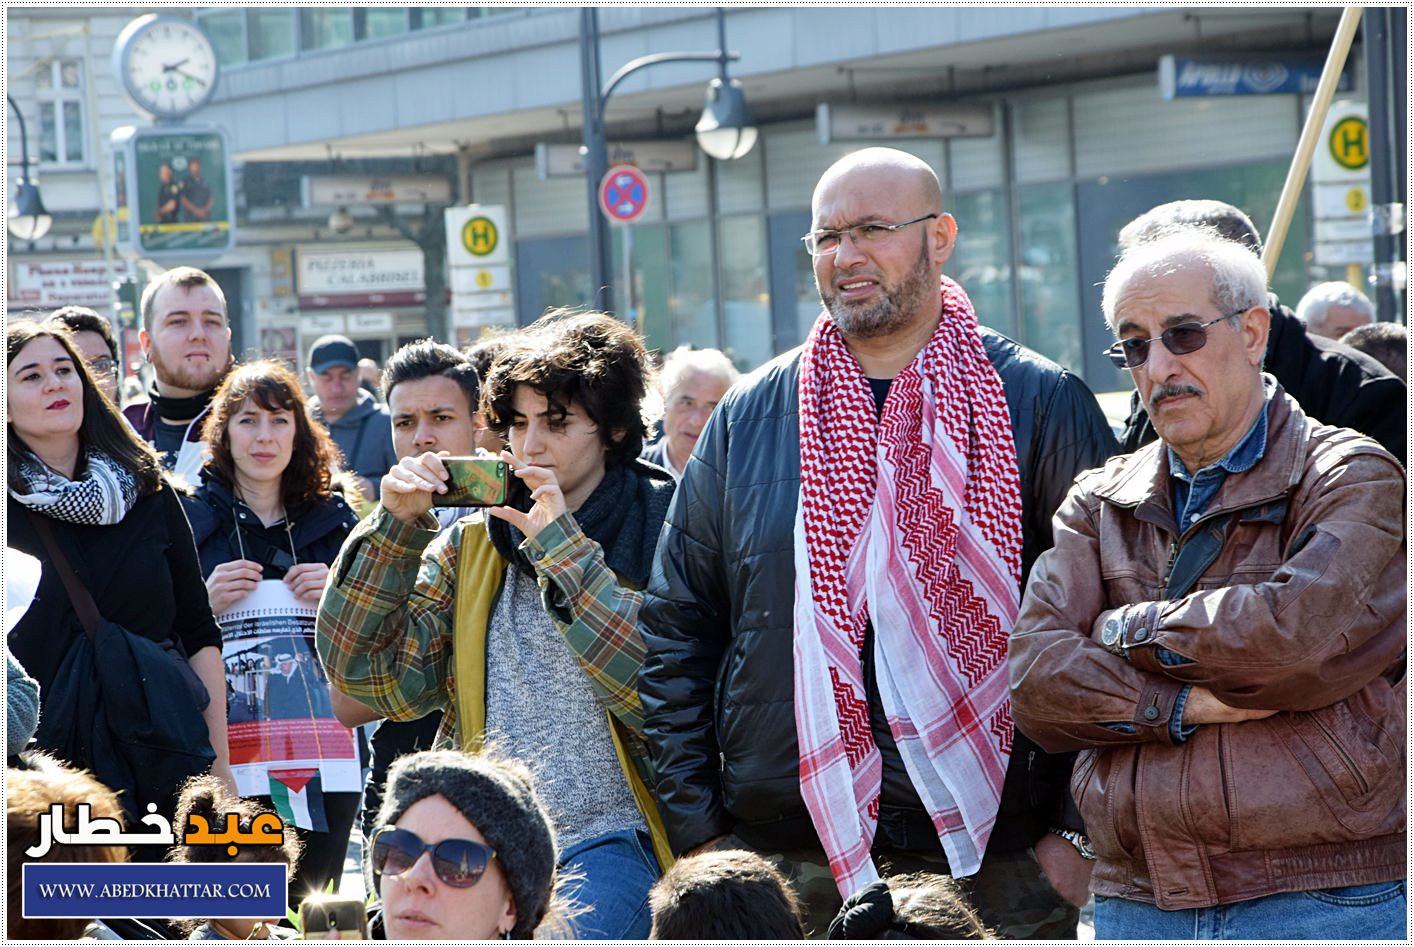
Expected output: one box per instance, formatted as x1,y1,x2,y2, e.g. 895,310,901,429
29,512,216,821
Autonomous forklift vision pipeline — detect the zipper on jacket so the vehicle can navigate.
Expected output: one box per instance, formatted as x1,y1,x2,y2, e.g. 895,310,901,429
1308,712,1370,795
1161,541,1178,587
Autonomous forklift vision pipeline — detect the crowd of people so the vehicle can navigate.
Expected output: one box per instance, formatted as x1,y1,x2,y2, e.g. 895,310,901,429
5,145,1406,941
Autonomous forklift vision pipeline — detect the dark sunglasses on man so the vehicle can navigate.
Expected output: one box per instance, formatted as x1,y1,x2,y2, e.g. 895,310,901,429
371,825,498,888
1105,310,1247,370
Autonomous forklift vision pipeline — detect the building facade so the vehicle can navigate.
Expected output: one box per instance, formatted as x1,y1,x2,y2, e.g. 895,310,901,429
7,6,1373,390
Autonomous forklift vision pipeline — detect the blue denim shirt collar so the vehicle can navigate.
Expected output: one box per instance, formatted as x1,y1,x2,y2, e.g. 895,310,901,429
1169,376,1275,528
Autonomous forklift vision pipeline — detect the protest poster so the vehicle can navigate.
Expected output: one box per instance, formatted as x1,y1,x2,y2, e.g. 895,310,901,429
217,581,358,832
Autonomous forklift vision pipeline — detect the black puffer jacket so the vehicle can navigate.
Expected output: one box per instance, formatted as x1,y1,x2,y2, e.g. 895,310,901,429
640,328,1118,856
1120,295,1405,460
181,476,360,581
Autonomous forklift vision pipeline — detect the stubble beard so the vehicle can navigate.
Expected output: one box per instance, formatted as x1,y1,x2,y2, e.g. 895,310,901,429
820,237,937,340
150,345,228,393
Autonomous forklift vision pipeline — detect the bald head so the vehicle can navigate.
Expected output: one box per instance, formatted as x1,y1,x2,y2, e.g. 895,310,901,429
812,148,942,218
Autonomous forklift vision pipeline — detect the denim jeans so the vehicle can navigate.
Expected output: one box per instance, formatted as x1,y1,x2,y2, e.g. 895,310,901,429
558,827,659,939
1095,882,1407,940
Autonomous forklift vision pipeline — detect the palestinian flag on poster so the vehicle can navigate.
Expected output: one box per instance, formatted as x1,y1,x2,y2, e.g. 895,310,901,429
268,768,328,832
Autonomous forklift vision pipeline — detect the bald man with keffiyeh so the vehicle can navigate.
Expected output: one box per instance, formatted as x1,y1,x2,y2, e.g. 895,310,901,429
640,148,1117,938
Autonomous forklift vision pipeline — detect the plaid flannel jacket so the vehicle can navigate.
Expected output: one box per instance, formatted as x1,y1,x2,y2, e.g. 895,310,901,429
316,506,649,746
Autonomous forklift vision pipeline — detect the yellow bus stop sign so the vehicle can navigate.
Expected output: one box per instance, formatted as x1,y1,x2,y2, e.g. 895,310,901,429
461,216,499,257
1328,116,1368,171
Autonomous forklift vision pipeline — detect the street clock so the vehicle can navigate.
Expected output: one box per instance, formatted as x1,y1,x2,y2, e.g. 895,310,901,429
113,15,219,121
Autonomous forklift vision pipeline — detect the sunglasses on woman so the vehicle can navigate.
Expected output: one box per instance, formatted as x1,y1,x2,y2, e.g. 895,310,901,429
371,826,497,889
1104,311,1245,370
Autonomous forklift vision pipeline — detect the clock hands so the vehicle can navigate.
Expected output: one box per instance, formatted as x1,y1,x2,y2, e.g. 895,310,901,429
158,59,208,86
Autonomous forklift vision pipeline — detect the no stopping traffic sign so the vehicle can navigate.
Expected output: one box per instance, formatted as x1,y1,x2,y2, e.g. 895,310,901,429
599,165,650,223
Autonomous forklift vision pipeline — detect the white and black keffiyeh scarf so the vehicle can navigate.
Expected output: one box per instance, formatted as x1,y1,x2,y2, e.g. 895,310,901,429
9,448,139,525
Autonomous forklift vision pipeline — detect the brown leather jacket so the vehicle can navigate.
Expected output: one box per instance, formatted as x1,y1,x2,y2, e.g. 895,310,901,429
1009,388,1406,910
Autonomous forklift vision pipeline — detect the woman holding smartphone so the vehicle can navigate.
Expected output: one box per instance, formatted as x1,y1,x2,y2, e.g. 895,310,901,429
319,312,676,938
181,359,360,906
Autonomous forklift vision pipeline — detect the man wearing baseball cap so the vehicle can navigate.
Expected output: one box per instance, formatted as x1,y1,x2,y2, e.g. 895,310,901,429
307,335,398,502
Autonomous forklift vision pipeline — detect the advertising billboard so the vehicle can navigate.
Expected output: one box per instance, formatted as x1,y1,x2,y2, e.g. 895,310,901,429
111,125,236,258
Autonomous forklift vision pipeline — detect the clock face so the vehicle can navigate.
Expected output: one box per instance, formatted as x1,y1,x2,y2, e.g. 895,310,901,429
115,16,219,120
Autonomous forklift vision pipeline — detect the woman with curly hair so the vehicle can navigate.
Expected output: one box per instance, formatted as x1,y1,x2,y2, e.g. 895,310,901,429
180,359,360,905
319,311,676,938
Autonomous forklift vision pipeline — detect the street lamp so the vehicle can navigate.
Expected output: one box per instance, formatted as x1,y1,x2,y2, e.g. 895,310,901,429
580,7,756,314
7,94,53,242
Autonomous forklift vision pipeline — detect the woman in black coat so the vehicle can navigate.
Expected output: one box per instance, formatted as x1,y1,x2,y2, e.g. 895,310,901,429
180,359,360,906
6,320,229,819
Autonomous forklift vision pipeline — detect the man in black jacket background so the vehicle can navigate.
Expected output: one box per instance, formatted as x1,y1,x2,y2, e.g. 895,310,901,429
1114,200,1404,462
640,148,1117,938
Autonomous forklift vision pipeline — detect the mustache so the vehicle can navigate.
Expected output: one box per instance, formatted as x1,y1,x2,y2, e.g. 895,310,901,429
1149,383,1202,409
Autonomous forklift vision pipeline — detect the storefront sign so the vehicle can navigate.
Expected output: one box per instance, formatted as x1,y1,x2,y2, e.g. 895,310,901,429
300,174,452,207
535,141,698,178
8,260,113,310
1158,54,1350,99
817,103,994,143
297,248,425,308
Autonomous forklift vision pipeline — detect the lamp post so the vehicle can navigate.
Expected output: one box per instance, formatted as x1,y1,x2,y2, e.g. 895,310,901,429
580,7,756,315
7,94,53,242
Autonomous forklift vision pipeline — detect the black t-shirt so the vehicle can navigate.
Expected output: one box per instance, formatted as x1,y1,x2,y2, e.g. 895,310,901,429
153,420,186,469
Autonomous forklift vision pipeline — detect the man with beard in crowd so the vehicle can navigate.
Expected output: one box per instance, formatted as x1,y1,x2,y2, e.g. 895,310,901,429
123,266,233,483
640,147,1117,937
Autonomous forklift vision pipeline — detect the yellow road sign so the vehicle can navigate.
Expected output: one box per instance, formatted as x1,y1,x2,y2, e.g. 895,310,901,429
461,216,499,257
1328,116,1368,171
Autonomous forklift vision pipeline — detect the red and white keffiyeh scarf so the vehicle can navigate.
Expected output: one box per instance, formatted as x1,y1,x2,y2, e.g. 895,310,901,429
793,276,1022,897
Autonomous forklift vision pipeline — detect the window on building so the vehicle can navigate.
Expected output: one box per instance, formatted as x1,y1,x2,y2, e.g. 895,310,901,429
364,9,411,38
719,215,772,370
36,58,85,166
249,10,297,60
300,9,355,51
947,189,1014,339
201,11,247,66
414,8,470,29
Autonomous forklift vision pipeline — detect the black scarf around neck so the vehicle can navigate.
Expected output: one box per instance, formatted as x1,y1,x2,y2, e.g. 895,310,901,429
487,459,675,588
147,382,214,424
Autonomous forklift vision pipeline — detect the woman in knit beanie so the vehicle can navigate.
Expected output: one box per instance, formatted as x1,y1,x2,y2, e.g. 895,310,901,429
368,749,572,939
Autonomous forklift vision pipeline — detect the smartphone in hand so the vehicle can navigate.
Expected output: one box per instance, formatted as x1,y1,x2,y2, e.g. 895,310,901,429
431,456,509,507
298,894,369,940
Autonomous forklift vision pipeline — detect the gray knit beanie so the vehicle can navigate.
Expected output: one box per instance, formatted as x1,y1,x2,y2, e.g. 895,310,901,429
368,750,557,938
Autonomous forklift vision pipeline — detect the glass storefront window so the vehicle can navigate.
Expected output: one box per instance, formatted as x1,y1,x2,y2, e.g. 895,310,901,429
718,215,772,371
668,222,717,351
948,189,1014,337
417,9,469,29
249,10,297,60
1017,183,1081,373
201,12,247,66
300,10,355,51
364,9,410,38
612,224,671,353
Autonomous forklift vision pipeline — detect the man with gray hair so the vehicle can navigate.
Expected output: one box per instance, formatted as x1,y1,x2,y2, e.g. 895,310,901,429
1114,200,1403,462
1009,229,1406,939
641,347,739,479
1295,280,1375,339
